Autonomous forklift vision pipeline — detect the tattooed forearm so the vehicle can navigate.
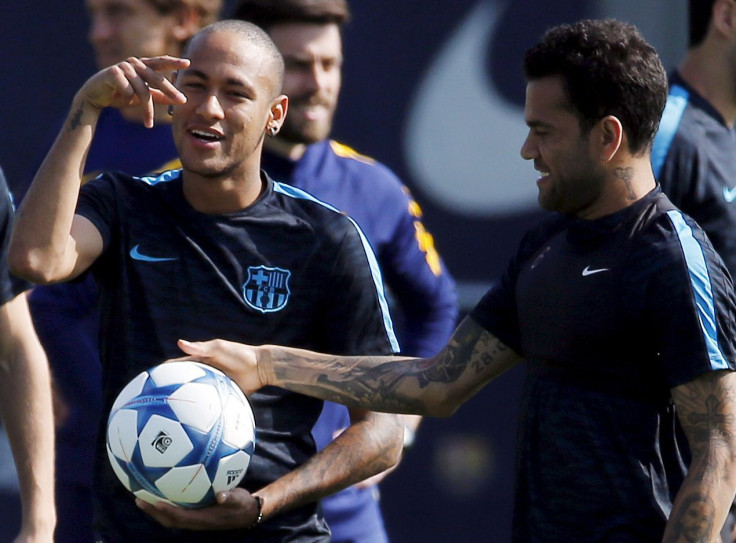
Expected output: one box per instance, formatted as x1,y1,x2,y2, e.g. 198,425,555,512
271,317,521,416
68,107,84,131
663,494,715,543
613,167,636,200
664,371,736,541
278,354,430,414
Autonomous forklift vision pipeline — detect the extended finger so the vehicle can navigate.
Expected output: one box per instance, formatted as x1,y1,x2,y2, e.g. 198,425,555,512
119,58,156,127
138,56,189,104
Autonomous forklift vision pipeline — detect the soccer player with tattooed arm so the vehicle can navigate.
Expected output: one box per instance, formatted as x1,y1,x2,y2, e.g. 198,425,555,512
170,18,736,543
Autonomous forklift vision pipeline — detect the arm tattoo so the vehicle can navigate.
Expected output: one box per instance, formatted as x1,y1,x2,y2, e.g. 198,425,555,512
68,106,84,131
665,371,736,541
612,167,636,200
417,321,508,386
664,494,715,543
274,318,516,414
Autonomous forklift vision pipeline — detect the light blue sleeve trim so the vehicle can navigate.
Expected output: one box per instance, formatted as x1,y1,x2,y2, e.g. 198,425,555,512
138,169,182,186
273,181,400,353
667,210,729,370
651,85,689,179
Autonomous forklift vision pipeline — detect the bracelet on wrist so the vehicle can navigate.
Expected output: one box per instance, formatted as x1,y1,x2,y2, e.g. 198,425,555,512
248,495,264,529
403,425,416,449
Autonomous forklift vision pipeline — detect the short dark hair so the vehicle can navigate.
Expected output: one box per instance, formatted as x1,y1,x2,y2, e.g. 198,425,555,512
231,0,350,29
689,0,717,47
523,19,667,155
184,20,286,96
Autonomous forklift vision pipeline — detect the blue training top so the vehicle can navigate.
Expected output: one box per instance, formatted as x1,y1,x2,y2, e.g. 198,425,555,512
471,188,736,541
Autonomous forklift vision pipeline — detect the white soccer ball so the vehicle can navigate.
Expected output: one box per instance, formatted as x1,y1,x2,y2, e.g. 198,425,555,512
106,360,256,508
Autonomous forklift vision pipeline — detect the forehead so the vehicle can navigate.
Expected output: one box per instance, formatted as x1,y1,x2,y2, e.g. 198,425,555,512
267,22,342,59
184,30,271,84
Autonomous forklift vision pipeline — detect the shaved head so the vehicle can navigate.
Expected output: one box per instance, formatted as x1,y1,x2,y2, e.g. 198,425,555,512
184,19,285,96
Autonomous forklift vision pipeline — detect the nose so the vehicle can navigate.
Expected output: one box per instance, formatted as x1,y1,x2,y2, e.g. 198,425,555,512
305,60,334,93
88,14,112,45
196,94,225,120
520,132,536,161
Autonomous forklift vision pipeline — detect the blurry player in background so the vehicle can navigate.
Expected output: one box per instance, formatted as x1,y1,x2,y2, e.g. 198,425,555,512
651,1,736,540
26,1,222,541
0,166,55,543
232,1,458,539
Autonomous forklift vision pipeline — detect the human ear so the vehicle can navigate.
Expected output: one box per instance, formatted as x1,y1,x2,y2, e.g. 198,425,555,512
712,0,736,39
266,95,289,135
597,115,623,162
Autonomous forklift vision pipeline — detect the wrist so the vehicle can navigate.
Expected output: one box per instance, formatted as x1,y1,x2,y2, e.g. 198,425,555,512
248,495,264,529
256,347,272,388
69,95,103,126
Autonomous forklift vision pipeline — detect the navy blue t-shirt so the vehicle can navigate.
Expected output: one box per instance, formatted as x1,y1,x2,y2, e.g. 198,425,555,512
263,140,458,542
77,170,398,543
0,168,29,302
471,188,736,541
652,71,736,276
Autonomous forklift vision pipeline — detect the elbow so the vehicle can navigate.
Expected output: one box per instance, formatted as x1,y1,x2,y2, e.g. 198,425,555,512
8,246,61,284
427,402,462,419
422,388,465,418
378,420,404,473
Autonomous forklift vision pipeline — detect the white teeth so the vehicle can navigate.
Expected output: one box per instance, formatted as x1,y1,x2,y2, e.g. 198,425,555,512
191,129,222,141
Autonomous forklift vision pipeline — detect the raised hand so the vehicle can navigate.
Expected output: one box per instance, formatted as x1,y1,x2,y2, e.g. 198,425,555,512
79,55,190,128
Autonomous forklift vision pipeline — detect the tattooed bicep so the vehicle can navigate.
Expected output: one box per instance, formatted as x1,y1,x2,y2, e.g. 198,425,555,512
418,317,521,387
671,370,736,457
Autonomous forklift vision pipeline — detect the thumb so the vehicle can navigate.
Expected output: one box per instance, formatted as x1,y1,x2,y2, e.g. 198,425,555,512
178,338,208,357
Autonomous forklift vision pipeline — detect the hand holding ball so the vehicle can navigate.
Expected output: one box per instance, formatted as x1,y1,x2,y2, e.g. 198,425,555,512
106,361,256,508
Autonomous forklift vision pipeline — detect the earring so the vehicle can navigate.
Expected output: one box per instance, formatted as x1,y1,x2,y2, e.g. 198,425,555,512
167,105,174,116
267,125,278,137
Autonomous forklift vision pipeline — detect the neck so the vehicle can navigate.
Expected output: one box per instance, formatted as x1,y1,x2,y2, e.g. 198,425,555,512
181,166,265,214
581,157,656,220
679,43,736,126
263,136,309,161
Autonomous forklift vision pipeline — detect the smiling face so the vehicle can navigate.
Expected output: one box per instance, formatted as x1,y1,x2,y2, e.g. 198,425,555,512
266,22,342,145
520,76,606,218
172,27,284,181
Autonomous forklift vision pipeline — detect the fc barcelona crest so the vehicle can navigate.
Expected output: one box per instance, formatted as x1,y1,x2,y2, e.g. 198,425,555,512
243,266,291,313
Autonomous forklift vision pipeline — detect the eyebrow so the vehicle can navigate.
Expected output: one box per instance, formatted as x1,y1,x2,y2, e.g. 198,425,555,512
181,68,255,92
525,119,552,129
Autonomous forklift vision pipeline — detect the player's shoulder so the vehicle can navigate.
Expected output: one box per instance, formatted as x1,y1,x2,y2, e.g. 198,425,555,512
628,191,719,275
322,140,404,184
271,180,354,229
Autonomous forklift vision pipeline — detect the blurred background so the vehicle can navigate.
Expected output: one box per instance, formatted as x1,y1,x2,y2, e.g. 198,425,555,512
0,1,687,541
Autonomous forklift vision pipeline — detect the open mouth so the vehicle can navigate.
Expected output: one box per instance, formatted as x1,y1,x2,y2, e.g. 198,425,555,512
190,129,224,143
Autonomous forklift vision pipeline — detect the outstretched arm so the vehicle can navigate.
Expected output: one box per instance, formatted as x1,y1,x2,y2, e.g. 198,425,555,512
9,56,189,284
0,293,55,543
663,370,736,542
178,316,523,417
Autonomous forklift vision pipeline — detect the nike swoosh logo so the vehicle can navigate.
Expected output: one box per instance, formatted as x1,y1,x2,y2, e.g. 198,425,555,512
724,186,736,203
129,244,177,262
404,1,536,216
582,266,610,277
